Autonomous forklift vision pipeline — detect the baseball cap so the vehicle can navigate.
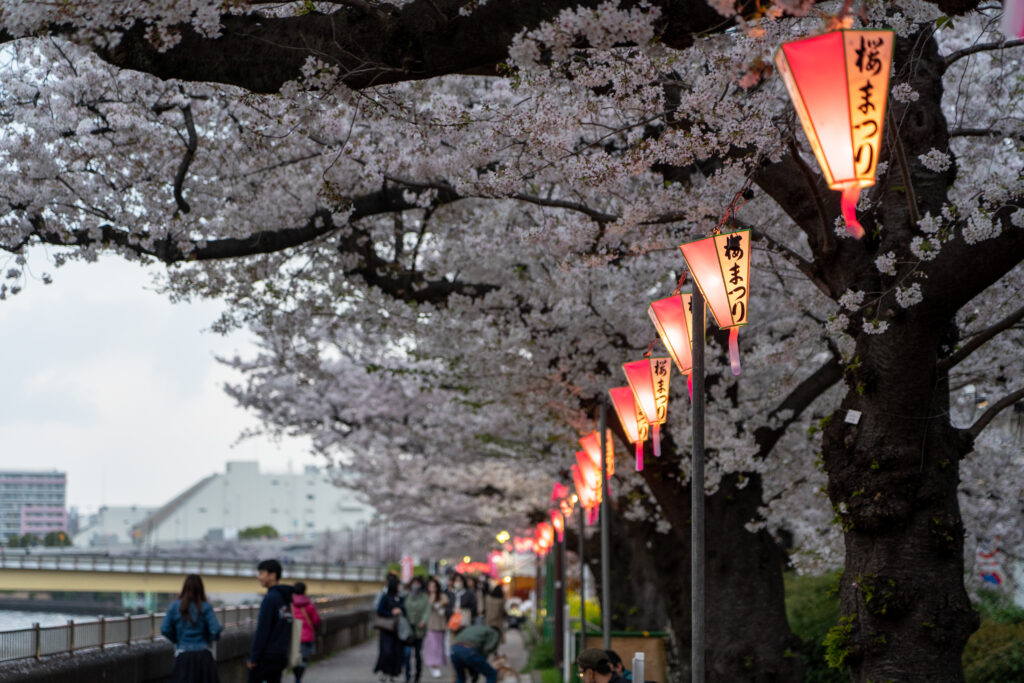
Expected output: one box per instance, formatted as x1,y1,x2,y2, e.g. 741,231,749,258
577,648,611,671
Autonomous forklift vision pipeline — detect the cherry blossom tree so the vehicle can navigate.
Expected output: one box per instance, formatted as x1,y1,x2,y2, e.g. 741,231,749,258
1,1,1023,681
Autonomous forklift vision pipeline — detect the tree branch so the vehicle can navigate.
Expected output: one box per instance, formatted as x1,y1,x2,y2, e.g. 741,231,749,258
944,38,1024,69
172,104,198,215
967,386,1024,438
938,303,1024,372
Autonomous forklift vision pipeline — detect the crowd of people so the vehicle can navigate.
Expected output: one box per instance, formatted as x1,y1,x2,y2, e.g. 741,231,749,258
158,561,637,683
373,571,510,683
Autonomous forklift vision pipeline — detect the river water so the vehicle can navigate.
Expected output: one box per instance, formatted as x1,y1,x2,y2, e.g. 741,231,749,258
0,610,85,631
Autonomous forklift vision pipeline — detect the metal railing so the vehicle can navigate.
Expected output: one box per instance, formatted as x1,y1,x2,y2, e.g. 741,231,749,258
0,554,386,583
0,594,373,663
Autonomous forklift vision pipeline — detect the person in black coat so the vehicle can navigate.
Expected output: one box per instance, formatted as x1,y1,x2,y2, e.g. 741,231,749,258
375,575,406,682
247,559,295,683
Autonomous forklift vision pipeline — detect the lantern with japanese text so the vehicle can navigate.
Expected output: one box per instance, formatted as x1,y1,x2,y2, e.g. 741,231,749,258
774,29,894,238
550,509,565,542
1003,0,1024,38
623,357,672,458
608,386,650,471
679,229,750,375
648,292,695,397
579,430,615,479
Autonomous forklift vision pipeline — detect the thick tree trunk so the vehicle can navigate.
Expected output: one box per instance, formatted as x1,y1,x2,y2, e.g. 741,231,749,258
822,317,979,682
641,434,802,683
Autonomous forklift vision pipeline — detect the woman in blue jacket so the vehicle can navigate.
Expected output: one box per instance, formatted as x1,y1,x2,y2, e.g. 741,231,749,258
161,574,224,683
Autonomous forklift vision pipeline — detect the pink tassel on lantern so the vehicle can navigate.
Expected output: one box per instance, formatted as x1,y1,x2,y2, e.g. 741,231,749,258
840,183,865,239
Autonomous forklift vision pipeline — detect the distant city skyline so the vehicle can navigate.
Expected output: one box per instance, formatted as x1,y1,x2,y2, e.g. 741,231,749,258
0,254,321,515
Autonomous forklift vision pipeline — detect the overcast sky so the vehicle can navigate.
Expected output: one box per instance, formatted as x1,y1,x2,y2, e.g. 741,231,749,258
0,254,318,515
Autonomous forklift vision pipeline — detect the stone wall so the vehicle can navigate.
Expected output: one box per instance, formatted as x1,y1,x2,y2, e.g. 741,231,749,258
0,606,372,682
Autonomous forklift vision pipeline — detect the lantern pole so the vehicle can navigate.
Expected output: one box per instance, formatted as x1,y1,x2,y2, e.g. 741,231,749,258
599,401,611,650
578,500,586,653
691,287,706,683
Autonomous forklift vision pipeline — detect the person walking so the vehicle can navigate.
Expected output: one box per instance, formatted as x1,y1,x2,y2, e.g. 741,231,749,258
483,584,506,646
449,624,500,683
449,574,477,624
422,578,449,679
374,575,405,682
247,559,295,683
161,574,223,683
403,576,429,683
291,582,321,683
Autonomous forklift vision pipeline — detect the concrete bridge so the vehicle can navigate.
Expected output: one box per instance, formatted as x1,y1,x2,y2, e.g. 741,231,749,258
0,554,385,594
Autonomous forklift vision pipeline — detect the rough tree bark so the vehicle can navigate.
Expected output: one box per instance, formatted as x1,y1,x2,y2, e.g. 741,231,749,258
640,432,803,683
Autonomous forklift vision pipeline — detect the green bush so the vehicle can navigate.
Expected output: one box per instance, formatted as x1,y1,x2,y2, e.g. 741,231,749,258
538,668,563,683
784,572,846,683
566,591,602,628
963,621,1024,683
785,573,1024,682
524,638,556,671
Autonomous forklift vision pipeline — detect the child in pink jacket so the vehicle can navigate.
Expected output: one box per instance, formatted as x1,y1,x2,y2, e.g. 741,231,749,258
291,582,321,682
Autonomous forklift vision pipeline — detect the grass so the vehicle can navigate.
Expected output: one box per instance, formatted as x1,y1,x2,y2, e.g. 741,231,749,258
538,668,563,683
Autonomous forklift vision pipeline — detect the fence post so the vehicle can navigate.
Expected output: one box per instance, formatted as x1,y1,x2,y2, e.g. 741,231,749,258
68,619,74,655
99,616,106,650
632,652,645,683
151,612,156,642
33,622,40,660
124,613,131,646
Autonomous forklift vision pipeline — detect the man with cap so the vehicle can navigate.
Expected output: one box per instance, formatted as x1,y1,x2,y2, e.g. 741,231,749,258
577,648,629,683
449,623,500,683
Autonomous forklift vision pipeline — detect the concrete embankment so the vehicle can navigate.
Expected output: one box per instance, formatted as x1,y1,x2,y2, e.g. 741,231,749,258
0,604,372,683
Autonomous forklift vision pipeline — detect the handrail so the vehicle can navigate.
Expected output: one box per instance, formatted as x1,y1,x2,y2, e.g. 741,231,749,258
0,554,386,583
0,594,374,663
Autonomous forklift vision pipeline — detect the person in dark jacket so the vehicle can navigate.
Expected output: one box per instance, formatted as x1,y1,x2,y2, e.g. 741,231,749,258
374,575,406,682
247,559,295,683
161,574,223,683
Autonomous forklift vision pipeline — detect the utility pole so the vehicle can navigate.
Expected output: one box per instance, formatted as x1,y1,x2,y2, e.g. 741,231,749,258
599,401,611,650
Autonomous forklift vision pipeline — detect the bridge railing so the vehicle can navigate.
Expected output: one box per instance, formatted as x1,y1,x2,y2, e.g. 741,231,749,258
0,594,373,663
0,554,386,582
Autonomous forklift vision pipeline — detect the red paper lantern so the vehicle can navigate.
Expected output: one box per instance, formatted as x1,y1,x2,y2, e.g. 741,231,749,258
648,292,696,398
608,386,650,471
558,495,575,518
1004,0,1024,38
579,430,615,479
774,29,894,238
549,509,565,542
550,482,569,503
678,229,751,375
623,358,672,458
576,450,601,492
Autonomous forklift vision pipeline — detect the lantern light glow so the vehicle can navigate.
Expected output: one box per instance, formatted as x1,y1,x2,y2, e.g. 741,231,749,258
549,509,565,542
774,29,894,238
579,430,615,479
608,386,649,471
679,229,751,375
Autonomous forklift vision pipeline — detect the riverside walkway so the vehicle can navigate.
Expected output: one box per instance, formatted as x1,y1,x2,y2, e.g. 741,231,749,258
304,628,531,683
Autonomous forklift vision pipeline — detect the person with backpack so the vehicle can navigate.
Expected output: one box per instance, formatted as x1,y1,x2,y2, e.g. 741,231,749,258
160,574,223,683
247,559,295,683
291,582,321,683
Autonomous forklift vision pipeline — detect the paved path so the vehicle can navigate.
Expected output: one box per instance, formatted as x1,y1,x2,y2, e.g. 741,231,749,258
301,628,531,683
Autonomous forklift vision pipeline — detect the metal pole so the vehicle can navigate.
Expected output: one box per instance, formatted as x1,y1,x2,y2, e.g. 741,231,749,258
599,401,611,650
553,534,565,668
578,502,586,652
691,287,706,683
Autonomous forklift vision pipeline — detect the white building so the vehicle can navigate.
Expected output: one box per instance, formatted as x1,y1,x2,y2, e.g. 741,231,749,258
132,461,372,545
73,505,156,547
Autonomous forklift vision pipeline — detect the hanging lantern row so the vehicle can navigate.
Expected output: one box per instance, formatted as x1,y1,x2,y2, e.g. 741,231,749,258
513,536,535,554
534,521,554,556
774,29,894,238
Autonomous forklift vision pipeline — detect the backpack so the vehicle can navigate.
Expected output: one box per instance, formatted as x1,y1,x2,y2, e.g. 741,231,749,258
276,601,302,671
